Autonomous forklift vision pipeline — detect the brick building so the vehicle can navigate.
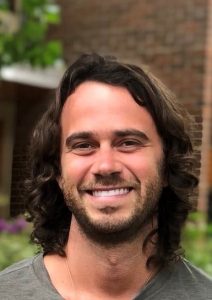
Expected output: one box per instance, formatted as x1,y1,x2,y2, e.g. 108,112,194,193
0,81,54,216
0,0,211,216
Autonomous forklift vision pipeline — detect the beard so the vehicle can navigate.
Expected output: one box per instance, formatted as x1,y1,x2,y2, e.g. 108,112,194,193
61,172,163,247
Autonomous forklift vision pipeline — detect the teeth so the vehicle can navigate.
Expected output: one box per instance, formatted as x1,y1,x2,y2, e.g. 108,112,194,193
92,188,129,197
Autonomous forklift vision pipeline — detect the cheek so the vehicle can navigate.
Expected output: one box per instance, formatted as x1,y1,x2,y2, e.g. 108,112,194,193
60,155,92,184
127,155,159,179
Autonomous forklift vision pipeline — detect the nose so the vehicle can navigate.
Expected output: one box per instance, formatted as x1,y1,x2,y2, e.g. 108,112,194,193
91,147,122,177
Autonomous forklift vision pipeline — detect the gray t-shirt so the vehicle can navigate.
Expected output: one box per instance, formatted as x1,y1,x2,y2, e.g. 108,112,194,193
0,254,211,299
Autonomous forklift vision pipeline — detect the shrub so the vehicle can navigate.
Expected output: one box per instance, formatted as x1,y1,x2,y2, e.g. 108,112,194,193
0,217,38,271
182,212,212,276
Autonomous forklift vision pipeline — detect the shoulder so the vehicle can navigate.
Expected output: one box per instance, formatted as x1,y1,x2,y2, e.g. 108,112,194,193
0,255,36,280
0,253,62,300
169,258,212,299
0,254,44,299
178,258,212,283
136,258,212,300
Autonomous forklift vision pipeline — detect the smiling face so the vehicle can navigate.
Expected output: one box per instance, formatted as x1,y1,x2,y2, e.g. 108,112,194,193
59,81,165,245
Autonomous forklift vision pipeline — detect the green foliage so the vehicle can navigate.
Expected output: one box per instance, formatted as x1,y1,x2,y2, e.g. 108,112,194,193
0,231,38,271
182,212,212,276
0,219,40,271
0,0,63,67
0,0,8,10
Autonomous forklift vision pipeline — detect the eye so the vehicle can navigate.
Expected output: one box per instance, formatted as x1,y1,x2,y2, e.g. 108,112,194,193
116,139,143,152
121,140,139,146
74,142,92,149
70,142,96,155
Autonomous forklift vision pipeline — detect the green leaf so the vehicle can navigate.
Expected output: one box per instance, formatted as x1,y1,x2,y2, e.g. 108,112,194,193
0,231,39,271
0,0,63,68
0,1,9,10
182,212,212,276
44,5,60,24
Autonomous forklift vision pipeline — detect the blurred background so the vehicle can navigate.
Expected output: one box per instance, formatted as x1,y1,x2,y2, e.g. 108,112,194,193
0,0,211,274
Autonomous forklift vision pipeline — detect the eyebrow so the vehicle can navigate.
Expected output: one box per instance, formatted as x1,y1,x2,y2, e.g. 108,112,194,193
65,129,150,148
114,129,150,142
65,131,93,147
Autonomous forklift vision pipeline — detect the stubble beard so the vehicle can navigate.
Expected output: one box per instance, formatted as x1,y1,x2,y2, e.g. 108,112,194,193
61,173,163,247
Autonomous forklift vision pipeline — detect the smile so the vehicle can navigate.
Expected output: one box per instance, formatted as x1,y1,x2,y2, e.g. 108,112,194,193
88,188,131,197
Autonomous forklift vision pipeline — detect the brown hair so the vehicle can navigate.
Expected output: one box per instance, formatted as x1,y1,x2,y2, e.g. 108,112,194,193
26,53,198,268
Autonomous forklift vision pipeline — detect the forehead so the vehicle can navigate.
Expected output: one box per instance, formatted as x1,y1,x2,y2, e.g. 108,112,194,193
60,81,159,139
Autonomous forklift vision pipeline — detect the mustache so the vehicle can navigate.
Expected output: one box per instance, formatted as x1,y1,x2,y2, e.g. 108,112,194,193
79,173,140,190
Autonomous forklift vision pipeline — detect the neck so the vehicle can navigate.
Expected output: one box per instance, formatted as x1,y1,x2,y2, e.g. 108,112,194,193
65,217,157,298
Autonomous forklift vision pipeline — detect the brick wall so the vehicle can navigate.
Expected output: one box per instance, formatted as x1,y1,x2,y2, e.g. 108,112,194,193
199,0,212,212
10,84,53,216
51,0,208,205
57,0,207,150
10,0,210,214
0,121,3,185
0,86,16,217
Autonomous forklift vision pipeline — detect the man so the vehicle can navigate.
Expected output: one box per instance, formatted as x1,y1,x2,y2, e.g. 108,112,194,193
0,53,211,299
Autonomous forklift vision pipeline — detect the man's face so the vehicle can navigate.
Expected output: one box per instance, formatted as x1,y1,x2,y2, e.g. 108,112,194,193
59,81,165,245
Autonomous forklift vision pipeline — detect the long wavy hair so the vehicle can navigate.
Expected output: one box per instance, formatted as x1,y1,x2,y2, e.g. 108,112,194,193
26,53,198,268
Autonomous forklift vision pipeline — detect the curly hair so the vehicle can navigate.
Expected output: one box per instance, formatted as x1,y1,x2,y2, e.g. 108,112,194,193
25,53,198,268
